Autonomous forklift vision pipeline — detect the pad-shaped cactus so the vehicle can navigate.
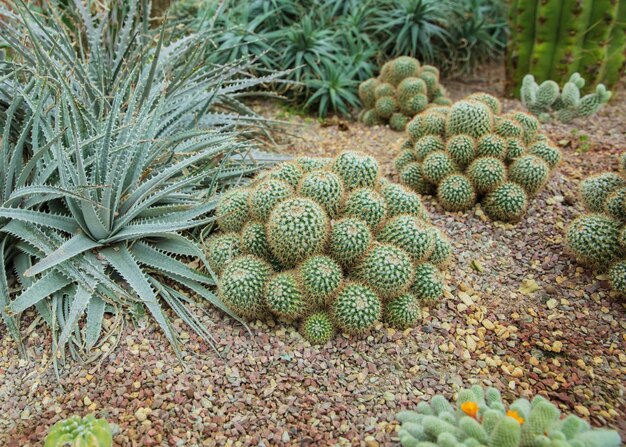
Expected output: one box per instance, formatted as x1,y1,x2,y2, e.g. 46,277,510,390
45,415,113,447
384,293,421,329
396,386,621,447
211,153,451,340
219,255,273,318
300,312,335,344
396,94,559,222
332,282,382,333
359,57,449,130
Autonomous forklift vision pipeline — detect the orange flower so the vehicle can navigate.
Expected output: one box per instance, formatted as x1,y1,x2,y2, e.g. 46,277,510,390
460,401,479,419
506,409,525,424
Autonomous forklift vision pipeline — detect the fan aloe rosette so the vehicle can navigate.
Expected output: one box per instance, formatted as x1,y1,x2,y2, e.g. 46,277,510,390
395,93,562,222
565,152,626,296
396,385,621,447
0,0,280,362
207,151,453,343
358,56,451,131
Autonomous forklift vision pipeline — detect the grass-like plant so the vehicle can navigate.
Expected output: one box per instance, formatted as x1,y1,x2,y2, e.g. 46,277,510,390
0,0,278,363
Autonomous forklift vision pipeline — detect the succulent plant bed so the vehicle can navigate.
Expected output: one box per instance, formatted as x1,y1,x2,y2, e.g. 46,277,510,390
2,71,626,446
359,56,452,131
395,93,562,222
207,152,451,343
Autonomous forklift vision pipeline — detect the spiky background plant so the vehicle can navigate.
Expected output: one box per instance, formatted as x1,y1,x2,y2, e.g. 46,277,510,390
0,0,280,363
396,385,621,446
207,151,453,344
394,93,562,222
565,152,626,297
521,72,612,123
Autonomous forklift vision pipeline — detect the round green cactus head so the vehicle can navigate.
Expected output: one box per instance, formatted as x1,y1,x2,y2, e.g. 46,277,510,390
265,271,308,319
377,215,436,262
268,161,303,188
467,157,507,195
510,111,539,144
400,162,433,195
494,117,524,139
206,232,242,275
297,170,345,217
437,174,477,212
219,255,273,318
446,134,476,168
300,312,335,344
505,138,527,163
249,179,294,221
45,415,112,447
400,93,429,116
476,134,507,159
374,82,395,99
358,78,379,109
362,109,383,126
428,228,453,267
508,155,550,196
299,255,343,306
216,188,250,232
353,243,415,299
389,113,409,131
566,213,622,266
240,222,272,260
422,112,447,136
609,260,626,295
422,151,457,184
446,100,494,139
579,172,625,213
387,56,421,85
395,148,417,173
604,187,626,221
528,141,561,169
295,156,332,173
384,293,421,329
342,188,387,229
328,217,372,266
397,77,427,101
411,263,444,301
332,282,382,333
332,151,380,191
415,135,445,161
267,198,329,266
482,182,528,222
380,182,427,219
374,96,398,119
467,92,502,114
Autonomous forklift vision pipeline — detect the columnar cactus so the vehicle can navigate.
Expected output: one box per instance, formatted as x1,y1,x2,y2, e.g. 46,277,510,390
359,56,451,131
521,73,612,123
208,152,452,343
45,415,113,447
565,152,626,295
395,93,561,222
396,386,622,447
506,0,626,95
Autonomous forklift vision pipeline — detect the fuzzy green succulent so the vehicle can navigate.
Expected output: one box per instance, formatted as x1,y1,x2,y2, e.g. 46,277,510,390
267,198,329,266
446,135,476,168
397,385,621,447
437,174,477,212
467,157,507,195
411,263,444,301
421,112,447,137
332,151,380,191
353,243,415,299
386,56,421,85
358,78,379,109
212,154,451,341
268,162,304,188
384,293,421,329
528,141,561,168
395,148,418,173
45,415,112,447
579,173,625,213
390,113,410,131
446,100,494,139
206,233,242,275
375,96,399,119
609,260,626,295
415,135,446,161
508,155,550,196
506,139,527,163
400,162,432,195
219,255,273,319
604,187,626,221
422,151,457,184
300,312,335,344
467,92,502,115
265,271,308,319
482,182,528,222
398,77,427,102
476,134,507,159
566,214,622,266
495,117,524,139
299,255,343,306
375,82,396,99
332,282,382,333
216,189,251,232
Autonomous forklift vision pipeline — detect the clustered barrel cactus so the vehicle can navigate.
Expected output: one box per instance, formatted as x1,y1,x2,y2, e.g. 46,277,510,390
395,93,562,222
521,73,611,123
207,152,452,343
565,153,626,296
45,415,112,447
396,385,621,447
358,56,451,131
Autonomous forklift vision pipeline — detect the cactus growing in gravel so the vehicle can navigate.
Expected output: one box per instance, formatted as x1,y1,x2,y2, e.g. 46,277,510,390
212,152,451,342
359,57,450,131
395,93,561,222
565,152,626,296
520,73,612,123
396,386,622,447
45,415,112,447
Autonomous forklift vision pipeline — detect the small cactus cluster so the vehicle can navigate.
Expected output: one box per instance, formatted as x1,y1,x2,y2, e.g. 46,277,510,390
396,385,621,447
358,56,451,131
521,73,612,124
395,93,562,222
565,153,626,296
45,415,112,447
208,152,452,344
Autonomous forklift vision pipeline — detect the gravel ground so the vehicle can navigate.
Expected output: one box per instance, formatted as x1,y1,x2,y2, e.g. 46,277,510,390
1,66,625,447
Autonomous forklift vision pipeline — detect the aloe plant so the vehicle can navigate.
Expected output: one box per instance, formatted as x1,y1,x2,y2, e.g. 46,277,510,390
0,0,278,362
